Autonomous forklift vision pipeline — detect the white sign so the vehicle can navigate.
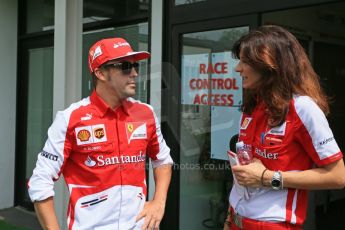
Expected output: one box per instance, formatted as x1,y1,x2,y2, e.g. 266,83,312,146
181,52,243,160
210,52,242,160
181,52,242,107
181,53,209,105
211,106,241,160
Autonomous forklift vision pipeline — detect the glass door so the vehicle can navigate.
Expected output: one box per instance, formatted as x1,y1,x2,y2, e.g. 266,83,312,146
162,15,258,230
16,37,54,210
25,46,54,187
180,27,248,229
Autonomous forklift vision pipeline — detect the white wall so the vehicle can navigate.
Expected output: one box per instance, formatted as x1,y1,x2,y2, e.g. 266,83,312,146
54,0,83,228
0,0,17,209
149,0,163,200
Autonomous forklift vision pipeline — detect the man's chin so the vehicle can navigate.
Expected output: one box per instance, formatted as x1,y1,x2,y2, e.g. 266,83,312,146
125,91,136,98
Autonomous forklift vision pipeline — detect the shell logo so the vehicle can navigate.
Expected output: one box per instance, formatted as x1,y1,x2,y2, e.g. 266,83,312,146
77,129,91,142
94,128,104,139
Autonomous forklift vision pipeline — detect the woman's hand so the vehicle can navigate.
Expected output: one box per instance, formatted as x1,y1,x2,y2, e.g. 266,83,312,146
232,158,267,187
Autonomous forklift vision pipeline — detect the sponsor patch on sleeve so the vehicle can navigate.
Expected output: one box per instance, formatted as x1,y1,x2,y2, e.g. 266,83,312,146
40,151,58,161
240,117,252,130
318,137,335,147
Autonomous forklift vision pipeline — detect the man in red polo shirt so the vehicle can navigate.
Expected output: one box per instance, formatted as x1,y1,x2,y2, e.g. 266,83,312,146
28,38,173,230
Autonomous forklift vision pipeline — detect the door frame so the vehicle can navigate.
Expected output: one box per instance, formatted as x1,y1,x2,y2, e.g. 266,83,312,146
161,14,259,229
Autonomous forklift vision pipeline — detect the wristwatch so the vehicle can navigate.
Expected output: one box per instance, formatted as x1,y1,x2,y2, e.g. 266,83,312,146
271,171,283,190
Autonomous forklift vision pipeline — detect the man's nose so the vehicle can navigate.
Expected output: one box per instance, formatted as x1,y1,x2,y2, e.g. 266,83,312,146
130,67,138,78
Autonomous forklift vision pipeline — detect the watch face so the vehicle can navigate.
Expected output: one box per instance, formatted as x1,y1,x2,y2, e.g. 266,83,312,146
272,179,281,187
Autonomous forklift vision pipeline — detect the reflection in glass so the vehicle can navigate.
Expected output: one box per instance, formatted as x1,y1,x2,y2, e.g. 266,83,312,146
180,27,248,229
25,47,54,203
82,23,149,102
83,0,150,24
175,0,206,6
26,0,54,33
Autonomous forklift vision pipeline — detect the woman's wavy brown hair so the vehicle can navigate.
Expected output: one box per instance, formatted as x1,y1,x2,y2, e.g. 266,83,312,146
232,25,329,127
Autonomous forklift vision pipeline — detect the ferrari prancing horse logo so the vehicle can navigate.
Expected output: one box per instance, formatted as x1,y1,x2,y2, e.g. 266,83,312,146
125,122,147,143
127,124,134,133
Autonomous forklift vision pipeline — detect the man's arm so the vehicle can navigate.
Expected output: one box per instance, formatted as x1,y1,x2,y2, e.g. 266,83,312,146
28,111,72,229
136,164,172,230
34,197,60,230
152,164,172,205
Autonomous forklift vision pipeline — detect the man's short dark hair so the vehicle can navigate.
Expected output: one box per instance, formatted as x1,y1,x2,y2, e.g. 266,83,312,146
91,73,97,89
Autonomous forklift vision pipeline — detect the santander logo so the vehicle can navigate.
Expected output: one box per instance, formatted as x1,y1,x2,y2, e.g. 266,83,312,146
84,152,146,167
84,156,96,167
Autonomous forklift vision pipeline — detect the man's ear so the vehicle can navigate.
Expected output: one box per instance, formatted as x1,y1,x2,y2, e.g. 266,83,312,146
94,68,107,81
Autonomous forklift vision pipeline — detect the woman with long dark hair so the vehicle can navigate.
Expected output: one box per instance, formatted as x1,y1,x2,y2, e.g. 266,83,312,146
224,25,345,230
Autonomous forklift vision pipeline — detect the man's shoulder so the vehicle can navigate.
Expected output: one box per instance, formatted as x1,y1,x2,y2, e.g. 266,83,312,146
125,98,153,110
48,97,92,130
124,98,158,121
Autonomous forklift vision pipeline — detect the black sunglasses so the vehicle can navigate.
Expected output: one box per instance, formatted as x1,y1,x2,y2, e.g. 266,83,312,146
103,61,140,75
